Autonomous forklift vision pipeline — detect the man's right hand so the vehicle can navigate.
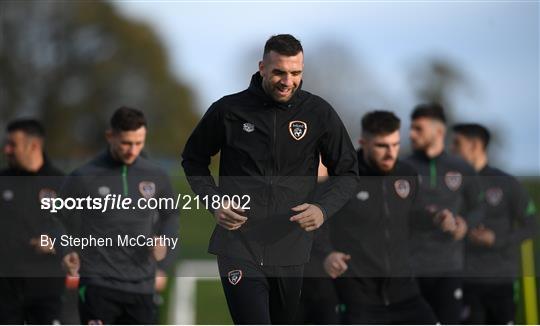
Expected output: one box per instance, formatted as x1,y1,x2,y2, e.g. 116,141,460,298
323,251,351,279
214,201,247,230
63,252,80,276
434,209,457,233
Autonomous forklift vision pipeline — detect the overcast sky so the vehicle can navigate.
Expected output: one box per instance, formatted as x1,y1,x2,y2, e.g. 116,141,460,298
114,0,539,175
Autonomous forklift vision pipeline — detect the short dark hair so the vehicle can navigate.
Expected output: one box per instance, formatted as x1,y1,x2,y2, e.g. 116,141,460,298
110,106,147,132
263,34,303,57
361,110,401,137
7,118,45,139
453,123,491,149
411,102,446,124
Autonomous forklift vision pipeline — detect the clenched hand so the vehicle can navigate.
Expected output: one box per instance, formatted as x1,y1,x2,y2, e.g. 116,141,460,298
324,251,351,279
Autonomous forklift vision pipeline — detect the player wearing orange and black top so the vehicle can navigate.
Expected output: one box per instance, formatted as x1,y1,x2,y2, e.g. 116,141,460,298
452,123,538,324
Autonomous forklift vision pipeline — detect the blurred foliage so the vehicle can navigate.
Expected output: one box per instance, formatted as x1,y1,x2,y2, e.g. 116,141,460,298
0,0,198,159
407,58,509,165
408,58,474,123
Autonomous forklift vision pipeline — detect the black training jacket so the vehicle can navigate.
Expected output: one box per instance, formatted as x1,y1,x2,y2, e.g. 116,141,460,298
60,150,178,294
317,150,421,305
405,150,484,276
182,72,359,266
465,165,538,281
0,159,66,294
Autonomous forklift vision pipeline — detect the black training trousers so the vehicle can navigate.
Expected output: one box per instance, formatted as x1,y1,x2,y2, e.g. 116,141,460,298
78,284,156,324
463,280,515,324
418,276,463,324
340,295,437,325
0,277,64,324
217,255,304,324
334,277,436,324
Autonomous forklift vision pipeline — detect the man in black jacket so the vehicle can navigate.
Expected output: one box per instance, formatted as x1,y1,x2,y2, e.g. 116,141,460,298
182,34,358,324
0,119,66,324
452,123,538,324
405,103,484,323
60,107,178,324
319,111,436,324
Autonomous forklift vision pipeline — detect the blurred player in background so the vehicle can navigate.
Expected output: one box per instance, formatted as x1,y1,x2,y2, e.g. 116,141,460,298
0,119,66,324
318,111,436,324
60,107,178,324
452,123,538,324
405,103,484,323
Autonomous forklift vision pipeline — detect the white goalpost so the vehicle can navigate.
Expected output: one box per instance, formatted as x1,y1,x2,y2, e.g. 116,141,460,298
170,260,221,325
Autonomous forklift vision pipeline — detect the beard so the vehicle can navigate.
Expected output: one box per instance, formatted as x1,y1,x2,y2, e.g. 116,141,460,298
262,79,297,103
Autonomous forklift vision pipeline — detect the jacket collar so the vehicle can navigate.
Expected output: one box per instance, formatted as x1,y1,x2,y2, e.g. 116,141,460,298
247,72,304,109
103,148,138,167
357,149,393,176
412,149,447,162
478,164,491,175
6,154,52,176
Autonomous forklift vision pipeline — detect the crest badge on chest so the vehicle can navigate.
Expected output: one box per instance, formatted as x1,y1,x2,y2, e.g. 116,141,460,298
289,120,308,141
486,187,503,206
139,181,156,199
445,171,462,191
394,179,411,199
39,188,57,200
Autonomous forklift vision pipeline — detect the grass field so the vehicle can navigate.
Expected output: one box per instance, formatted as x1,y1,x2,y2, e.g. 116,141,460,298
195,280,233,324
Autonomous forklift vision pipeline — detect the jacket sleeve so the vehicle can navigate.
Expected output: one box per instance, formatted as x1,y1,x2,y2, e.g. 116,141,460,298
56,172,85,257
181,102,224,208
311,222,334,259
313,105,359,219
156,173,180,271
493,178,538,248
460,171,485,228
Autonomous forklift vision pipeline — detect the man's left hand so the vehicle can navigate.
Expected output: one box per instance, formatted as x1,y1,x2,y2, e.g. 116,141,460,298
290,203,324,232
469,224,495,247
153,237,167,261
29,235,55,255
451,215,468,241
155,269,168,292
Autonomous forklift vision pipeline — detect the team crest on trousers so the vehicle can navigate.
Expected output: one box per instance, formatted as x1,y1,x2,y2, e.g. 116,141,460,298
289,121,308,140
228,270,242,285
445,171,462,191
394,179,411,199
138,181,156,199
486,187,503,206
